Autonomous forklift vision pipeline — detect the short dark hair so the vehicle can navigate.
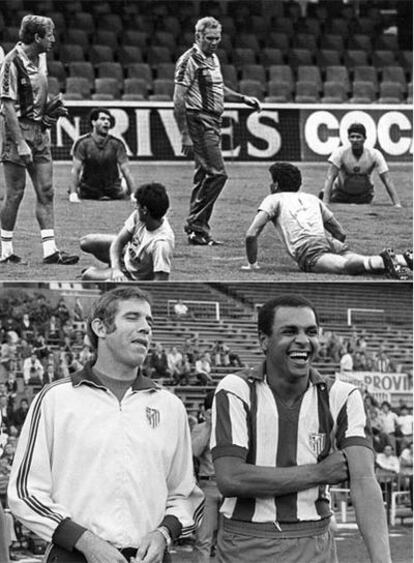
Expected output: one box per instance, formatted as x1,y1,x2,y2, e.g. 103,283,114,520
348,122,366,138
258,294,319,336
87,287,152,351
19,15,53,44
88,108,114,128
134,182,169,220
268,162,302,192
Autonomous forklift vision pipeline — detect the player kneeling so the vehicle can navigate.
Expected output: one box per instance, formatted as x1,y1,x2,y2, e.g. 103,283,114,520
242,162,412,279
80,182,174,281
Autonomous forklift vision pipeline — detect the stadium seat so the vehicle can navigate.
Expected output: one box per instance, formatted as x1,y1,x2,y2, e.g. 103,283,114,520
146,46,172,66
126,63,153,86
241,64,266,83
221,15,236,37
325,66,351,93
154,63,175,80
316,49,342,70
89,45,114,65
68,62,95,88
148,94,171,101
47,76,61,97
123,31,149,49
291,33,318,54
347,34,373,53
251,14,268,35
218,33,233,53
64,28,89,51
375,35,399,52
294,81,320,103
272,17,295,37
122,78,150,100
96,62,124,83
99,13,123,34
221,64,238,90
266,32,290,55
353,66,379,94
93,30,119,51
382,66,408,95
266,80,293,102
152,78,175,99
259,48,284,68
398,51,412,75
48,11,66,33
327,18,350,38
343,50,369,70
287,49,313,70
321,81,348,103
354,17,376,35
153,31,177,52
71,12,95,35
371,50,398,71
93,77,121,99
117,46,144,65
48,60,66,88
378,82,404,103
296,66,322,92
2,27,21,42
320,34,345,53
350,81,376,103
162,15,181,38
234,33,261,54
238,79,265,101
1,42,14,54
64,77,92,99
407,82,413,104
60,44,85,65
295,17,321,37
268,65,294,93
232,48,256,68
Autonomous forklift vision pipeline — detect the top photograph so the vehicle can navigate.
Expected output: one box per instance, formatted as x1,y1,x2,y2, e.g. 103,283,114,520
0,0,412,282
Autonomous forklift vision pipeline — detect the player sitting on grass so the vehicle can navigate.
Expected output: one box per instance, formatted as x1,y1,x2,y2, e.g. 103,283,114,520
242,162,412,279
80,182,174,281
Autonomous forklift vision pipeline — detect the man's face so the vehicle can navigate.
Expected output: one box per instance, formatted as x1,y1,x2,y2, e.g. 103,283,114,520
37,25,55,52
260,306,320,381
348,132,365,151
93,112,112,136
196,27,221,55
100,299,153,370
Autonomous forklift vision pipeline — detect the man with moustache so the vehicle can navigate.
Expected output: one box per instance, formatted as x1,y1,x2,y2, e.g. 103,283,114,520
8,287,203,563
211,294,391,562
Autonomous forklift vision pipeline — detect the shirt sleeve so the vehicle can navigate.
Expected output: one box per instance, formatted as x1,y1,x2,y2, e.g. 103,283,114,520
372,148,389,175
175,53,196,87
319,200,334,222
152,240,173,274
334,385,373,450
210,375,251,461
124,211,138,234
0,58,18,101
328,147,343,168
115,138,128,166
258,194,279,219
71,137,86,160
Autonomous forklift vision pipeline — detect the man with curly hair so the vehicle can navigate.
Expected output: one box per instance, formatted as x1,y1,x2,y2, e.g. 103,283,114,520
242,162,411,279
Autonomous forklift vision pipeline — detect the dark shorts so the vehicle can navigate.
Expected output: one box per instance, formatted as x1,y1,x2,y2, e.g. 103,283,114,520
79,181,126,200
330,186,374,204
45,544,172,562
295,237,349,272
0,116,52,166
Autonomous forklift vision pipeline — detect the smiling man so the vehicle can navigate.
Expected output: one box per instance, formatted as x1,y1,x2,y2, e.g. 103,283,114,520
320,122,401,206
8,287,203,563
211,294,391,563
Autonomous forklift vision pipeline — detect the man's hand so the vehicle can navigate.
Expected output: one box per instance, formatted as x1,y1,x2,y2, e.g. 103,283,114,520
181,133,194,157
75,530,128,563
317,451,349,485
243,96,262,112
241,262,260,271
393,203,402,208
17,140,32,164
111,268,129,282
135,530,167,563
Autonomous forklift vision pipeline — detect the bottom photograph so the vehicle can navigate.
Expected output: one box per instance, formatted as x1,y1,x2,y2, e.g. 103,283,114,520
0,281,411,563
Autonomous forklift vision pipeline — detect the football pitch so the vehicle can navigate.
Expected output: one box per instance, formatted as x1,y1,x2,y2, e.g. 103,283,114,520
0,161,411,281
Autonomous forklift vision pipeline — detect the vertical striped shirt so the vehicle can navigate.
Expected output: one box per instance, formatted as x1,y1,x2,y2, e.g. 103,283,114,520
211,363,372,524
175,43,224,117
0,43,48,121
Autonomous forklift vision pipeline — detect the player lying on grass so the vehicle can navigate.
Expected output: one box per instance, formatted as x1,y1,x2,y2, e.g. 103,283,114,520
319,122,401,206
80,182,174,281
242,162,412,279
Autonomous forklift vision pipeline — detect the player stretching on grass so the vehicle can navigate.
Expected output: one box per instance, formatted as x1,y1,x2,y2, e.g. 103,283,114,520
319,122,401,206
242,162,412,279
0,15,78,265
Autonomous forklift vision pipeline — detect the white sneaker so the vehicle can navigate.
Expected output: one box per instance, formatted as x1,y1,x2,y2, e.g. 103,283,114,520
69,193,80,203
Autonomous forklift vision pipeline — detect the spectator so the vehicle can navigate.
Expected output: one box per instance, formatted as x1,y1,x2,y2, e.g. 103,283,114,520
0,332,18,366
379,401,399,450
149,343,170,379
353,351,368,371
376,444,400,474
194,353,213,385
79,344,94,365
364,394,382,432
374,349,395,373
5,372,17,408
339,344,354,372
372,427,392,454
45,314,60,342
55,298,71,327
173,299,189,318
11,399,29,431
0,396,12,432
18,313,36,343
326,331,342,362
167,346,184,379
22,352,44,385
399,442,413,507
211,341,230,366
44,363,55,385
32,333,50,361
397,405,413,451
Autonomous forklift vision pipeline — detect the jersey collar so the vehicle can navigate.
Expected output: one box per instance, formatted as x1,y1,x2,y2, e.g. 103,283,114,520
243,361,327,387
71,362,160,392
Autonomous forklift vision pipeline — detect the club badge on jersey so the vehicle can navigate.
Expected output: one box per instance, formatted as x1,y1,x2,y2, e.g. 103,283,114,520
309,432,326,456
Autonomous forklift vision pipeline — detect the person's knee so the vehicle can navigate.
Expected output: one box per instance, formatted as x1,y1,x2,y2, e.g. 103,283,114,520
37,182,54,204
80,235,94,252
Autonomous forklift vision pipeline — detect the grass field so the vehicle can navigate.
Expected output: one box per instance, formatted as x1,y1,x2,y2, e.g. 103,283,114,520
0,161,411,281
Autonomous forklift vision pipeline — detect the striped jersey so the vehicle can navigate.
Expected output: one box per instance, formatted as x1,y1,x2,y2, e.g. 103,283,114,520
175,43,224,116
211,363,372,524
0,43,48,121
329,145,388,194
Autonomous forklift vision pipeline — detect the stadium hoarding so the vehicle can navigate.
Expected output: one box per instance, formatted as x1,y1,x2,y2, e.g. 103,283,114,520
53,101,412,162
337,371,413,407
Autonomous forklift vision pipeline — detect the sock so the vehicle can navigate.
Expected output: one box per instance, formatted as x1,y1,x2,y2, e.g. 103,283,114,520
41,229,58,257
363,256,384,271
395,254,407,266
1,229,14,257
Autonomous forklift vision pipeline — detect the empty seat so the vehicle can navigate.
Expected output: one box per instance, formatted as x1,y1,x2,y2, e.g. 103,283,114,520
221,64,238,90
64,28,89,51
294,81,320,102
117,46,144,65
122,78,150,99
320,34,345,53
99,13,123,33
238,79,265,101
146,46,172,66
407,82,413,104
325,66,351,93
162,15,181,38
234,33,260,53
60,44,85,64
71,12,95,34
89,44,114,65
93,30,118,51
93,77,121,99
266,32,290,54
47,76,61,97
316,49,342,70
68,62,95,87
287,49,313,69
272,17,295,37
399,51,413,75
378,82,404,103
96,62,124,82
154,62,175,80
354,17,376,35
126,63,153,86
148,94,171,101
371,50,398,70
232,48,256,68
153,31,176,51
296,17,321,37
296,65,322,91
265,81,293,102
123,31,149,48
64,76,91,99
216,48,229,65
152,78,174,99
353,66,379,93
259,48,284,68
347,34,373,53
2,27,21,42
343,50,369,70
292,33,318,53
327,18,350,38
350,81,376,103
321,81,348,103
375,35,399,52
268,65,294,93
382,66,408,94
47,60,66,87
241,64,266,83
